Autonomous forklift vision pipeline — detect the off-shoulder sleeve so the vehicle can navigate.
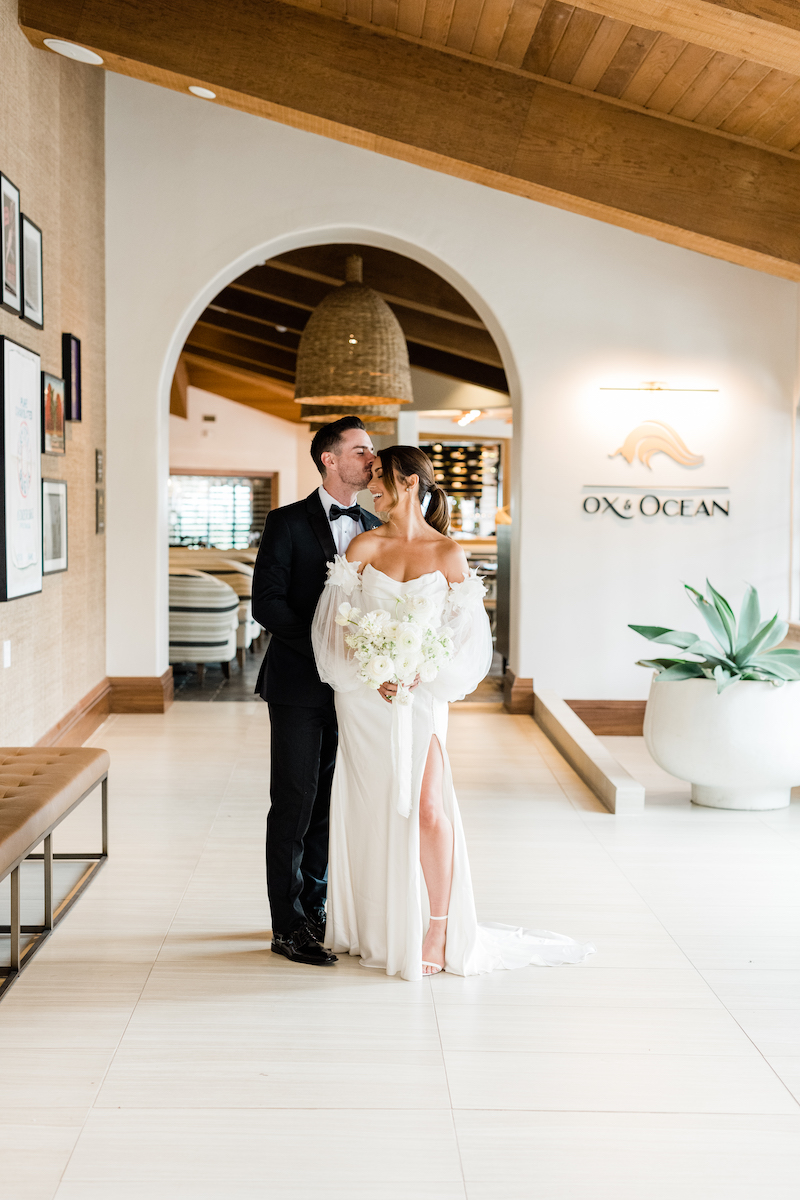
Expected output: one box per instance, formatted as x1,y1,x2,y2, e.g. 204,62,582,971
426,570,494,703
311,556,363,694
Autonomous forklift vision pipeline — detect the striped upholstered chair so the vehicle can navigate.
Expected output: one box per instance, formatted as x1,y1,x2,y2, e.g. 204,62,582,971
168,569,239,684
169,552,261,664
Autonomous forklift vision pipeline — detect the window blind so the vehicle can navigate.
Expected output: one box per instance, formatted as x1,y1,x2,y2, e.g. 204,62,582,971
168,475,272,549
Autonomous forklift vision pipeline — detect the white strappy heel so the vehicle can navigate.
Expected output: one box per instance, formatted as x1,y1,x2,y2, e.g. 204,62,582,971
422,915,448,976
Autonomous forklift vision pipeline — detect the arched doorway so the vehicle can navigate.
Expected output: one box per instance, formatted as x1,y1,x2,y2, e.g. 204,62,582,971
165,239,517,701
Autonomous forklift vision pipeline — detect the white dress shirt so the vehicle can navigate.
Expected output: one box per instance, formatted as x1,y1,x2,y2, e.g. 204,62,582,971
318,485,362,556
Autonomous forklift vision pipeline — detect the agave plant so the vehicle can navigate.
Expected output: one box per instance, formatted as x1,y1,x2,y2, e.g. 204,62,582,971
630,581,800,693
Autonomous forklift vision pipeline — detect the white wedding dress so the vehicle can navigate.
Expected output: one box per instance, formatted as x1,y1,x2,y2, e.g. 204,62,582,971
311,556,595,981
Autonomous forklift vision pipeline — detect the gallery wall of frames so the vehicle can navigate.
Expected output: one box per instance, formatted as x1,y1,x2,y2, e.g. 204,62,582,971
0,0,107,746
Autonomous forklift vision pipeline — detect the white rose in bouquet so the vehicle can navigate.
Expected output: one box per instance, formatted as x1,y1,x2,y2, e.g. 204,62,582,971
396,623,423,652
365,655,395,686
400,593,436,625
394,649,422,684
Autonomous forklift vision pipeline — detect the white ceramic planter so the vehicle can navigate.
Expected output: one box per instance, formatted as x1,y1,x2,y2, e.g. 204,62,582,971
644,677,800,810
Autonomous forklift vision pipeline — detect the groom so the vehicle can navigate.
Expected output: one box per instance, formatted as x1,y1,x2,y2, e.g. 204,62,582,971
252,416,381,965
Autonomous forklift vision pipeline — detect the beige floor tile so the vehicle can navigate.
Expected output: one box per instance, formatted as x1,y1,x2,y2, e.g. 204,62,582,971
700,970,800,1008
0,1049,112,1108
0,1123,82,1200
57,1184,466,1199
767,1057,800,1102
444,1050,799,1112
63,1109,463,1183
142,960,432,1004
729,1009,800,1056
676,936,800,970
121,999,441,1051
431,967,722,1008
457,1111,800,1197
435,1003,760,1055
95,1052,451,1108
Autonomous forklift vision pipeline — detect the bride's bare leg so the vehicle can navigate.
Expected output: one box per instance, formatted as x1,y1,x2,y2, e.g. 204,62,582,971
419,737,453,974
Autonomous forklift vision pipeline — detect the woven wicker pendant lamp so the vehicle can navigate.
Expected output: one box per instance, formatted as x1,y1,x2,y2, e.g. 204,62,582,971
294,254,412,434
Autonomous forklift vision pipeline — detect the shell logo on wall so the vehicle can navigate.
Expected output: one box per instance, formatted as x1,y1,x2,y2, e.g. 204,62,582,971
611,421,704,469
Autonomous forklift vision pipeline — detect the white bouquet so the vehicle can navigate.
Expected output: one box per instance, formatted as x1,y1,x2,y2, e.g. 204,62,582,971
335,592,454,704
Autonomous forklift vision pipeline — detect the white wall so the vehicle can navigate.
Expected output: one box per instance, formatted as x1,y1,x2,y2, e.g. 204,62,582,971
106,72,799,695
170,386,303,503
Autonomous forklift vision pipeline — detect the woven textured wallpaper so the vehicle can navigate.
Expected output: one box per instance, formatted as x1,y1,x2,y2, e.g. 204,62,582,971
0,0,105,743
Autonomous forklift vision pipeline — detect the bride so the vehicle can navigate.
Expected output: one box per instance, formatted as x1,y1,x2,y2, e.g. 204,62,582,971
311,445,594,980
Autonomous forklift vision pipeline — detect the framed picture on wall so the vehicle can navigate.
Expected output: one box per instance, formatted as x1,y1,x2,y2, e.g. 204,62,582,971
20,215,43,329
42,479,67,573
1,174,21,316
62,332,81,421
42,371,65,455
1,336,42,601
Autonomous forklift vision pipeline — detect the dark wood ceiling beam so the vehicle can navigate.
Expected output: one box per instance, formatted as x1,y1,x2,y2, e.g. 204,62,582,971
198,310,301,355
212,287,308,336
19,0,800,277
571,1,800,75
183,330,297,380
269,249,485,326
180,352,301,421
232,262,490,333
409,346,508,392
181,351,296,397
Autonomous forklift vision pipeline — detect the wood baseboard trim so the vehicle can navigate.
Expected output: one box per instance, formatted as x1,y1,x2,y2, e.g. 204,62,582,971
36,677,112,747
565,700,647,736
109,668,174,713
503,669,533,715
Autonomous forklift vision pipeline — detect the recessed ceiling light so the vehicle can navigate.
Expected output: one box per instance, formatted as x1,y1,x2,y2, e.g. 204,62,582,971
275,325,288,333
188,85,216,99
43,39,103,65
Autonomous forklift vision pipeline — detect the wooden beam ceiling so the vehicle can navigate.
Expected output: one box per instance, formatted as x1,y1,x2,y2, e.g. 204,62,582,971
563,2,800,76
19,0,800,280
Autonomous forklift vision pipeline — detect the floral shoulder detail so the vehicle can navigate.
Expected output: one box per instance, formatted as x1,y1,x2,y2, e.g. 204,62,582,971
448,568,487,613
325,555,362,597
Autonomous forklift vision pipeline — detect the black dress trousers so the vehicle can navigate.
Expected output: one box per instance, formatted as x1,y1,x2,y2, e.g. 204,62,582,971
266,699,338,935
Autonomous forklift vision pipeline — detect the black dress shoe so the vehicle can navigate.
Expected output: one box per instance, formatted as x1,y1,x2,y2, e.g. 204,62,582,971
306,908,326,944
271,925,338,966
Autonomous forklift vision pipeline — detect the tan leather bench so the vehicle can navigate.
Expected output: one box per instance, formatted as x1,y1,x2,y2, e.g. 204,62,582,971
0,747,109,998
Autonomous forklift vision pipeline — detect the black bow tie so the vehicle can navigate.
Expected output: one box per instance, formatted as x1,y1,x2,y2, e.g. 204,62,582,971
329,504,361,522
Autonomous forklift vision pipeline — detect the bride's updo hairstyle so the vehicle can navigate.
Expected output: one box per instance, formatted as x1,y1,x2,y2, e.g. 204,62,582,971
378,445,450,535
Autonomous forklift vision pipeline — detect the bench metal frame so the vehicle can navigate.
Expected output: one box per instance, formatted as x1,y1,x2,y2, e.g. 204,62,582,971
0,773,108,999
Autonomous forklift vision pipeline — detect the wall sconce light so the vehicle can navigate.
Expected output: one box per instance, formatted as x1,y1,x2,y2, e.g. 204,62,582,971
599,381,718,393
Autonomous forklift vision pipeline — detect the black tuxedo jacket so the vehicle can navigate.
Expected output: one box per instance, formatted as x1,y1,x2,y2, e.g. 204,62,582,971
252,490,381,707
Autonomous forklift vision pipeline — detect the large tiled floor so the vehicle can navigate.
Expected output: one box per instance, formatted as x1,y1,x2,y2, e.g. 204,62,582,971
2,704,800,1198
